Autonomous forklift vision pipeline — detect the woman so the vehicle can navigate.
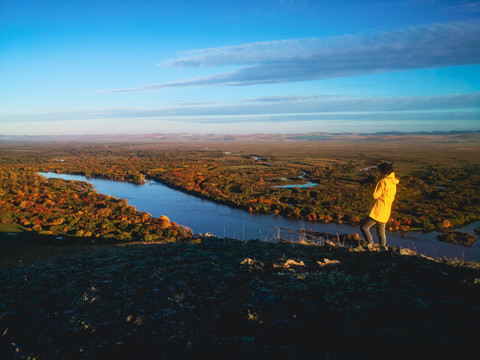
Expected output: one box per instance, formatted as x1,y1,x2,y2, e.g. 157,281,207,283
360,162,399,246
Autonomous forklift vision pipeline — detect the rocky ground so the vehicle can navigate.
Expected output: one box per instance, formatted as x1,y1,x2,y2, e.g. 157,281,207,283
1,238,480,359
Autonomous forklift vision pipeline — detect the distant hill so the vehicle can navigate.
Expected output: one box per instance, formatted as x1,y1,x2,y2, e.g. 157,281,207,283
0,131,479,143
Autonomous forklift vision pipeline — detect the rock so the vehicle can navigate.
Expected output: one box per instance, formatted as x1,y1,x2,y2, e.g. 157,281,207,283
367,243,381,251
349,246,366,252
317,258,341,267
397,248,418,256
284,259,305,267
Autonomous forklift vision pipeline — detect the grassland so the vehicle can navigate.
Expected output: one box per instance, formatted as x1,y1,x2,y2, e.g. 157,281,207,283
1,238,480,359
1,133,480,359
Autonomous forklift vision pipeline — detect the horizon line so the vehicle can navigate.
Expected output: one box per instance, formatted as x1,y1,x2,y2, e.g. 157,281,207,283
0,130,478,141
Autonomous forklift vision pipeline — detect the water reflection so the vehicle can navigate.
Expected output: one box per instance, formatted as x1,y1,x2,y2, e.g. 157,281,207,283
275,182,319,188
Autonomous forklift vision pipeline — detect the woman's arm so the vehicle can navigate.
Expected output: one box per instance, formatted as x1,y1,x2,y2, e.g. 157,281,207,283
372,179,385,200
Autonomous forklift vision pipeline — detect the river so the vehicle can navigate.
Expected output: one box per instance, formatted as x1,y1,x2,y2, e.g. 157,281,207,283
40,172,480,261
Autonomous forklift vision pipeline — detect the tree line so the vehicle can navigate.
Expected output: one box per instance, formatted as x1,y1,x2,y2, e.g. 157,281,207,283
0,169,191,242
1,142,479,234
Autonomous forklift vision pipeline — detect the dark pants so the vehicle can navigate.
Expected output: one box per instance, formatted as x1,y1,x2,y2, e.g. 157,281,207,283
360,217,387,246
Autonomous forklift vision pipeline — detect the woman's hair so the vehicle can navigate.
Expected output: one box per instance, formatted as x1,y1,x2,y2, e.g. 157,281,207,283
378,162,394,175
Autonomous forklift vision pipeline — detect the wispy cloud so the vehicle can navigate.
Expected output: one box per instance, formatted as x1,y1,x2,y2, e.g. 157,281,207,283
441,1,480,14
3,93,479,123
244,95,351,103
242,92,480,112
106,20,480,92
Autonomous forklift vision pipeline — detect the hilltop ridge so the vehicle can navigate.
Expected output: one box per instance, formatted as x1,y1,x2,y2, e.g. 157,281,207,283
1,237,479,359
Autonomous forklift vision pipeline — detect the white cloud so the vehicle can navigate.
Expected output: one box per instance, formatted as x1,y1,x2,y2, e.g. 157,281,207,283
105,19,480,92
2,93,479,123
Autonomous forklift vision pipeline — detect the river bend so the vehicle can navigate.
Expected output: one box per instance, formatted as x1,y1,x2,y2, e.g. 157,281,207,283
40,172,480,261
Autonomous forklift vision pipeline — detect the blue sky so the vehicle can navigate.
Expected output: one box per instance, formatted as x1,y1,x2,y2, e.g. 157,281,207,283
1,0,479,135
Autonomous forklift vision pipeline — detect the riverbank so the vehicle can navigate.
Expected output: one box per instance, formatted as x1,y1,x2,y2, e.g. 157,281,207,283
1,237,479,359
38,172,480,261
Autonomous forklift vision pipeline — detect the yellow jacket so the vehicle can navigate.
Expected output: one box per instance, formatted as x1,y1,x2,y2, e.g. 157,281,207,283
369,172,399,223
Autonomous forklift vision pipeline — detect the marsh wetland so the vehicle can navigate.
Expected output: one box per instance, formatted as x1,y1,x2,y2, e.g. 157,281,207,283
1,132,480,359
